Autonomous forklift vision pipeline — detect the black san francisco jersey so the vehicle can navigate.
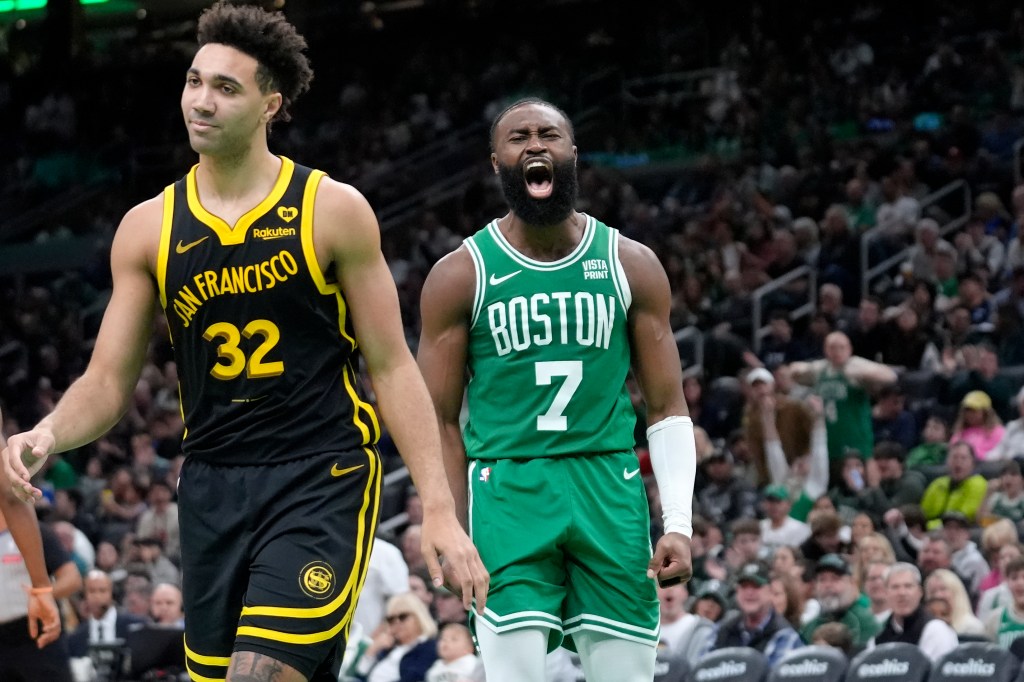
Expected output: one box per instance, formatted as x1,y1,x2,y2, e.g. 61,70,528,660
157,156,381,465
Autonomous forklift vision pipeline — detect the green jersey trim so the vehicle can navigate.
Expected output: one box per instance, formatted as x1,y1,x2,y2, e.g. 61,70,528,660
465,238,488,329
486,215,596,270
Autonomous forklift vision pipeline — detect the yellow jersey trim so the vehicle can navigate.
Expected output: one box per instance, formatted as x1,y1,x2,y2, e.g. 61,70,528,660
239,447,380,619
184,639,231,667
185,663,226,682
300,170,337,296
157,184,175,309
185,156,296,246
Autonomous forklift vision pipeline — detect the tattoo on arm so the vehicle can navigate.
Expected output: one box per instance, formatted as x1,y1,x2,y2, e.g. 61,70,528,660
228,652,303,682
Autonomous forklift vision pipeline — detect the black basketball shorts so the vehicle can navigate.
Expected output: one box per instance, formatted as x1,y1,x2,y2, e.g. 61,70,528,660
178,446,381,681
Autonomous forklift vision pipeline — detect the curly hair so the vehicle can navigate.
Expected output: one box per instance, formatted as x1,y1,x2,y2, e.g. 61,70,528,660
196,1,314,124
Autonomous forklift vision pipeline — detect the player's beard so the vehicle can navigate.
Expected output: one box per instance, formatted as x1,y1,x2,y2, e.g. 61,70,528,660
498,158,578,227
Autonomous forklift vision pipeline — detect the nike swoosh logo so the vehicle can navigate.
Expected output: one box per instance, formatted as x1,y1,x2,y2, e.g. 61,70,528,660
623,468,640,480
489,270,522,286
176,236,210,254
331,463,365,478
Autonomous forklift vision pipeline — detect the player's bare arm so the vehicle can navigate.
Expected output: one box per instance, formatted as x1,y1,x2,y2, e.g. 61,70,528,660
3,198,161,500
416,247,475,529
619,236,695,584
314,178,488,610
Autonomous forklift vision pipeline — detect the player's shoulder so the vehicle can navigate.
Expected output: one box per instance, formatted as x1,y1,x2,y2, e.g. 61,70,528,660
427,243,474,285
615,233,662,271
113,192,166,260
312,175,374,219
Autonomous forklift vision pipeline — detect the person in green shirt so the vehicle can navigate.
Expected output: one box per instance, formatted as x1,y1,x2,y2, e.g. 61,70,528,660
920,441,988,527
906,415,951,470
801,553,880,647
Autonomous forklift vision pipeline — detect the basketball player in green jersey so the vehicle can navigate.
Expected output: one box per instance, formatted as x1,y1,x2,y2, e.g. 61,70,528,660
2,4,486,681
417,99,696,682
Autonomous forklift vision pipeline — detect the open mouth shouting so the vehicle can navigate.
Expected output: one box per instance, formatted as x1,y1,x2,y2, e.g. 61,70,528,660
524,158,554,200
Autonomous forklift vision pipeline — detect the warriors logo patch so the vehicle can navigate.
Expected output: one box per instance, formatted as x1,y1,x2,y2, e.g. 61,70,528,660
299,560,336,600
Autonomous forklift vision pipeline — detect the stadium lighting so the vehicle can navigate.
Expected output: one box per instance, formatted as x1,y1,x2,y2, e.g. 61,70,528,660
0,0,110,12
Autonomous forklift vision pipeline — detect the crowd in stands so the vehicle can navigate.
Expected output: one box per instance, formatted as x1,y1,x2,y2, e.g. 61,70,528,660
11,0,1024,680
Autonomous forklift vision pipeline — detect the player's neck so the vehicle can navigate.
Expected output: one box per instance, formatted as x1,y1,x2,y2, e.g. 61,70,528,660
196,144,281,205
500,211,584,262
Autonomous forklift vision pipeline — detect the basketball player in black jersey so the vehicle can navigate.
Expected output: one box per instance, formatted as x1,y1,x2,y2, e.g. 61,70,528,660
1,3,487,681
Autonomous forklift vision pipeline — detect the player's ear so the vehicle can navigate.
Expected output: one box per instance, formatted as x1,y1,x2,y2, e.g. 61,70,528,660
264,92,283,122
490,152,499,174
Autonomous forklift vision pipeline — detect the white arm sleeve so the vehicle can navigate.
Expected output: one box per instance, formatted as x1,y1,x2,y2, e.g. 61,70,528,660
765,439,789,485
803,421,829,499
647,416,697,538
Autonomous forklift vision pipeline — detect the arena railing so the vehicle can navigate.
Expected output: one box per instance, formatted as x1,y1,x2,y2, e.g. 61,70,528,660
859,179,971,299
751,265,816,353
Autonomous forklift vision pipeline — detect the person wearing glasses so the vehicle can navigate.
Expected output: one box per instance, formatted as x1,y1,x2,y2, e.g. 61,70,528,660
356,592,439,682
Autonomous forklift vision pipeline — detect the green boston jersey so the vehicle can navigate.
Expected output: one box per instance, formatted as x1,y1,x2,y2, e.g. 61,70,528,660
462,216,636,459
816,366,873,461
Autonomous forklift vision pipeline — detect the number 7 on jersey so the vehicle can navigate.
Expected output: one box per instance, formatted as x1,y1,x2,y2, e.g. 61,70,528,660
535,360,582,431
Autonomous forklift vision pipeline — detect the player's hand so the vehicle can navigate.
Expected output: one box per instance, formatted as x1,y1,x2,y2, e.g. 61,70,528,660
3,430,54,502
647,532,692,585
420,510,489,614
24,585,61,648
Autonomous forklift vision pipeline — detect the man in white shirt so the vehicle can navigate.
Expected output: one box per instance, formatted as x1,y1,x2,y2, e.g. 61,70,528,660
352,536,410,635
758,484,811,550
867,562,958,661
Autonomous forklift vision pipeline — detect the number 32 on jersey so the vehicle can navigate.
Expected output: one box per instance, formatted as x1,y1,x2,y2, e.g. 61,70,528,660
203,319,284,380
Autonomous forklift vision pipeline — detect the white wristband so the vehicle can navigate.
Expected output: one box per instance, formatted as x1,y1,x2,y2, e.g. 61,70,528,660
647,415,696,538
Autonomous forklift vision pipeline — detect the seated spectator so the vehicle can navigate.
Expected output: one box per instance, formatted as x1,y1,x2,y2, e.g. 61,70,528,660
770,572,808,628
130,536,179,588
941,511,990,599
425,623,481,682
771,545,805,582
710,562,804,667
978,519,1021,595
950,390,1006,460
868,562,958,661
882,503,929,564
988,387,1024,462
981,460,1024,525
879,308,931,371
657,580,717,665
852,533,897,591
984,555,1024,648
946,343,1017,423
692,582,728,625
811,621,854,657
855,441,927,526
135,479,179,564
871,386,918,452
906,415,951,470
848,296,886,362
723,518,765,575
864,560,893,625
758,484,811,551
920,441,988,525
356,592,438,682
923,568,986,636
432,586,467,627
696,449,759,527
150,582,184,627
800,510,847,563
800,553,880,648
978,542,1023,623
851,512,877,548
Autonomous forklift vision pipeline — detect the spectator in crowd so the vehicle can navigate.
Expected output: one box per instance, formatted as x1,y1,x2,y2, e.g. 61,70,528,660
988,388,1024,462
950,391,1006,460
150,582,184,627
868,562,958,661
356,592,438,682
723,519,765,574
978,543,1023,623
121,576,153,620
771,545,805,583
353,536,410,637
131,536,179,587
955,214,1006,281
791,331,898,483
947,344,1017,422
941,511,990,598
871,386,918,452
769,572,807,628
810,621,854,657
696,448,759,527
917,533,955,583
68,569,147,656
880,308,932,371
424,623,482,682
852,533,897,591
981,460,1024,525
135,479,179,564
800,553,880,648
657,580,716,665
904,218,955,285
920,441,989,525
800,511,846,564
743,367,813,488
852,442,927,525
52,520,92,578
984,555,1024,648
830,451,869,523
848,296,886,362
979,519,1021,594
710,562,804,668
906,415,952,470
759,485,811,551
923,568,986,637
432,586,468,627
864,560,893,625
818,284,858,333
692,582,728,625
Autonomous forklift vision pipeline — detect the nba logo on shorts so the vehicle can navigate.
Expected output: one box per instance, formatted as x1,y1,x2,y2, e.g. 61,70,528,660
479,467,491,482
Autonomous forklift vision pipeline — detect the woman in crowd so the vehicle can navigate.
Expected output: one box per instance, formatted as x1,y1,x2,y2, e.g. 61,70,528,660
924,568,987,636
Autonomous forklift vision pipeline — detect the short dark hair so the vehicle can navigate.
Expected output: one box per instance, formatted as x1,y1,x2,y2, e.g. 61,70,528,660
730,518,761,539
489,97,575,151
197,1,314,124
1007,555,1024,579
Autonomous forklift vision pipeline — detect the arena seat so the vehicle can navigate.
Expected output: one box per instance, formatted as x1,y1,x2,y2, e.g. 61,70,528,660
766,645,848,682
689,647,768,682
653,649,690,682
929,642,1019,682
847,642,930,682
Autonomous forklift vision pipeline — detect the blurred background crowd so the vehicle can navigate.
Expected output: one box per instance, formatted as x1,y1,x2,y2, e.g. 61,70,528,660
8,0,1024,680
